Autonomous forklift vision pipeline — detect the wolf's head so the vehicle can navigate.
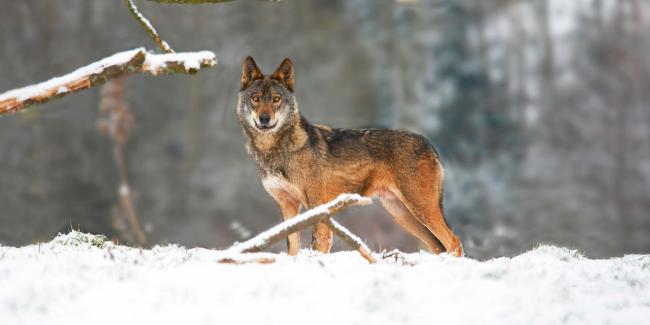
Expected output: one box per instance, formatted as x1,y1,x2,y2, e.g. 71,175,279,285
238,56,296,133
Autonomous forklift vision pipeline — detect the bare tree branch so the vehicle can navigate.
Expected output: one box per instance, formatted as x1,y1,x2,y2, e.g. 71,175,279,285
98,79,148,246
0,48,216,116
125,0,175,53
225,194,376,263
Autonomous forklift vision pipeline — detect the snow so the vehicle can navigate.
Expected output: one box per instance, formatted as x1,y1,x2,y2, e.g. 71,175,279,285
229,220,252,240
1,231,648,325
127,1,158,38
55,86,68,95
143,51,217,73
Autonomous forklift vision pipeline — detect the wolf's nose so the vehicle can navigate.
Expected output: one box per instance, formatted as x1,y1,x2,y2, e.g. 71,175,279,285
259,113,271,125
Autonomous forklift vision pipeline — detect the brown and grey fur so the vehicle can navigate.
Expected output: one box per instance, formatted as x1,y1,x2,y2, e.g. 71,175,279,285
237,56,463,256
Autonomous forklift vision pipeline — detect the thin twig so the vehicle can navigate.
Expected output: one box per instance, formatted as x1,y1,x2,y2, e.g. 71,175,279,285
325,219,376,264
124,0,175,53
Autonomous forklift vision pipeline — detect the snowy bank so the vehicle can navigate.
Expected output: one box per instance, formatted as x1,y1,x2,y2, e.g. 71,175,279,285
0,232,648,325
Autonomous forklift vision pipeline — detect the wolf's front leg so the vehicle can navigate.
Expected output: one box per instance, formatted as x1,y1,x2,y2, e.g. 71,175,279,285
311,222,333,253
276,198,301,256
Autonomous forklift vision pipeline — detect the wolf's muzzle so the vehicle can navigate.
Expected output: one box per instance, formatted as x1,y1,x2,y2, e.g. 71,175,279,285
259,112,271,125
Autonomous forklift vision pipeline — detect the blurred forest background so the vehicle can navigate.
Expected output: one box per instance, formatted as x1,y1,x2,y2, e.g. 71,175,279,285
0,0,648,259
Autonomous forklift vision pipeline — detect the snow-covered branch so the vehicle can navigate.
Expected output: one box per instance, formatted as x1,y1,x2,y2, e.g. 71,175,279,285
225,193,376,263
0,48,216,116
125,0,174,53
325,219,376,263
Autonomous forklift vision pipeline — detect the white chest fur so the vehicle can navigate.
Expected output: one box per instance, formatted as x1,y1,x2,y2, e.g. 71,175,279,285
262,175,305,205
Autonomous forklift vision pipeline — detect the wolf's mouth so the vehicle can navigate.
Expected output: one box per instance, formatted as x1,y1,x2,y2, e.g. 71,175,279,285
254,120,277,131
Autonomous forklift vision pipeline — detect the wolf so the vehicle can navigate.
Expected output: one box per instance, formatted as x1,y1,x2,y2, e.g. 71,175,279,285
236,56,463,256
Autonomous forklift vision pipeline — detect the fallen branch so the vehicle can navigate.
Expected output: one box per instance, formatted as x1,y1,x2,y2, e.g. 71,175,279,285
225,193,376,263
0,48,216,116
218,256,276,265
125,0,174,53
230,194,371,253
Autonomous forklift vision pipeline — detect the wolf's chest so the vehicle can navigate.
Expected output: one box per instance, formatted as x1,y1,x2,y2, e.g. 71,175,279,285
254,144,316,179
261,174,306,205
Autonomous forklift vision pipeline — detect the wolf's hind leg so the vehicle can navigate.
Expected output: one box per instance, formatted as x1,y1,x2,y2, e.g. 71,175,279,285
380,197,445,253
413,199,463,256
397,160,464,256
398,191,463,256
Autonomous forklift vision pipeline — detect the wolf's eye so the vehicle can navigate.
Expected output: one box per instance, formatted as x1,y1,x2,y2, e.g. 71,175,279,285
273,96,281,103
251,95,260,102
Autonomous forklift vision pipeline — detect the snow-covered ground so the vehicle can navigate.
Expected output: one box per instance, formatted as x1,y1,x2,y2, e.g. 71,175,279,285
1,232,648,325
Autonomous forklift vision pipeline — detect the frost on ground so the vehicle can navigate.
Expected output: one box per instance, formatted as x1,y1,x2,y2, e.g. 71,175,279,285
1,232,649,325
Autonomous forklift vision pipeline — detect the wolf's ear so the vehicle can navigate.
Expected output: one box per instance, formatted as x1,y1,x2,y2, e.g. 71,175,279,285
271,58,294,93
241,56,263,91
